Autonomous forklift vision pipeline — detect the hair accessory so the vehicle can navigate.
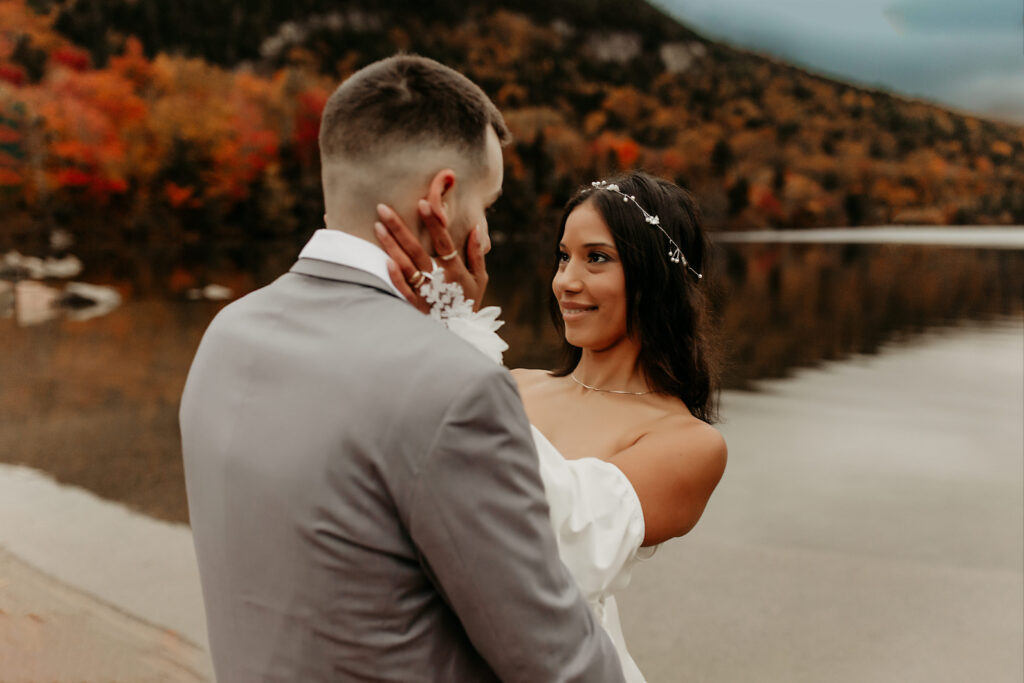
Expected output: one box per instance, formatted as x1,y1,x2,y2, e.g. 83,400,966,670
590,181,702,279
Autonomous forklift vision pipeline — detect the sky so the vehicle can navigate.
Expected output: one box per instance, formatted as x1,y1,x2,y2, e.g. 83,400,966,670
653,0,1024,123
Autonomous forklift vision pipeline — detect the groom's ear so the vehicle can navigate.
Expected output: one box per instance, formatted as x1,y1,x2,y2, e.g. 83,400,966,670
424,169,456,229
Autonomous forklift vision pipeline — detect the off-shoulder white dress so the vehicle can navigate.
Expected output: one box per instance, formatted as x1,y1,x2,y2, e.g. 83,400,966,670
434,296,654,681
531,425,655,683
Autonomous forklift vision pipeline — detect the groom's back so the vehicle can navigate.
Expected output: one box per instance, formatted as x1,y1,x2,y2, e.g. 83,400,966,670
181,266,507,681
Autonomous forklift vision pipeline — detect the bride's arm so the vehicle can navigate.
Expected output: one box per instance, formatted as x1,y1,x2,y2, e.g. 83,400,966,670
513,374,726,549
529,425,649,602
533,417,726,603
609,417,727,546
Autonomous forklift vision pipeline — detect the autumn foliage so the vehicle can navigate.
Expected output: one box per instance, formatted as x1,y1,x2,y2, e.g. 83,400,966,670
1,0,1022,255
0,1,330,245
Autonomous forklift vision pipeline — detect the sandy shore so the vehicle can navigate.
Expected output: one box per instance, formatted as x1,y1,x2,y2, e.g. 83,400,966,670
1,319,1020,681
0,546,209,682
0,465,214,681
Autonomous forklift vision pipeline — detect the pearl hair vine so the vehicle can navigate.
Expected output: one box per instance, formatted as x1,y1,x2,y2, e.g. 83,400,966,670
589,181,702,279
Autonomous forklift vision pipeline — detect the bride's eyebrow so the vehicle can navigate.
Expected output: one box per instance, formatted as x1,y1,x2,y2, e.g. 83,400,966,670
557,241,617,249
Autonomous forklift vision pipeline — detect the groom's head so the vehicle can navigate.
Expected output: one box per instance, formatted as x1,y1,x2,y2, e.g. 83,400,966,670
319,55,509,255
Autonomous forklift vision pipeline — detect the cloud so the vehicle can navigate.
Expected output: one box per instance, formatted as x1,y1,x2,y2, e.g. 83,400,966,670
944,71,1024,123
652,0,1024,122
885,0,1020,34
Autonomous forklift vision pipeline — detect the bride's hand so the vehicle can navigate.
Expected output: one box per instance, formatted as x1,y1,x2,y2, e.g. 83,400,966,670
374,200,489,313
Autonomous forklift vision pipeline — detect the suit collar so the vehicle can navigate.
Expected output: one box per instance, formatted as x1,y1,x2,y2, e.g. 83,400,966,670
289,258,404,300
298,228,407,297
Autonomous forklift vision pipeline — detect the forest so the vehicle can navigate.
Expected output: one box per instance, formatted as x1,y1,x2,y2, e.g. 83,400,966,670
2,0,1022,289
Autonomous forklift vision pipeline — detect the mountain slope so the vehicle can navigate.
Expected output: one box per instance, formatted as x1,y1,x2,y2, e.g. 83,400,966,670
3,0,1022,253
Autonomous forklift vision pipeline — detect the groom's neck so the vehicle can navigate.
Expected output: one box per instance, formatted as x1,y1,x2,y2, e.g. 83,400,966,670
324,205,379,243
322,165,426,246
324,199,425,249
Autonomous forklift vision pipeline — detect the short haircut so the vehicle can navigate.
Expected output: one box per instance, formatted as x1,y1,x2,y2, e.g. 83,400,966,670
318,54,510,167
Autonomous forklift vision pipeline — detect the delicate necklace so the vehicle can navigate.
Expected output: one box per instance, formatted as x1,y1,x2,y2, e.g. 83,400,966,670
570,373,651,396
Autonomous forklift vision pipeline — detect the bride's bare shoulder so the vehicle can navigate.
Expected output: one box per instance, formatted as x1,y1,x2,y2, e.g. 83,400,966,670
643,397,727,461
650,408,727,472
509,368,555,392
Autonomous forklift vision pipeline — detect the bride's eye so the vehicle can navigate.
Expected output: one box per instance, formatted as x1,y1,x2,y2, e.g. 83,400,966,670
557,250,569,264
588,251,610,263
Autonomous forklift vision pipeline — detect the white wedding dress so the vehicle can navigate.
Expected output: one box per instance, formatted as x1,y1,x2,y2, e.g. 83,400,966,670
423,276,654,681
531,426,654,683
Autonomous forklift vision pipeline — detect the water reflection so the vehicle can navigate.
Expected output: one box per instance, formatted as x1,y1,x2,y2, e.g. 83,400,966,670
712,243,1023,387
497,242,1024,386
0,299,222,522
2,245,119,326
11,280,61,326
2,278,123,327
0,241,1021,522
0,281,11,318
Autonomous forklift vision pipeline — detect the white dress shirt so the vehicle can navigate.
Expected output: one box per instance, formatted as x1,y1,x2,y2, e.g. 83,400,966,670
298,228,406,299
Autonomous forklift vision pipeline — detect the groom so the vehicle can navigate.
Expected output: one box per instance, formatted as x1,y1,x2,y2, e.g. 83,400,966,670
180,55,624,681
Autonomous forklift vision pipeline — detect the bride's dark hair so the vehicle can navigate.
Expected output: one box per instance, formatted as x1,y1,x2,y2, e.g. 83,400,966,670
549,171,720,424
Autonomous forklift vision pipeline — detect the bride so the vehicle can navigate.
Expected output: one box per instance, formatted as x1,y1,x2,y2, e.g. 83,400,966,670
375,171,726,681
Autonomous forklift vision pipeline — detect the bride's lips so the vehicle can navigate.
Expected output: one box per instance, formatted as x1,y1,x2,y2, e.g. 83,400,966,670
559,301,597,322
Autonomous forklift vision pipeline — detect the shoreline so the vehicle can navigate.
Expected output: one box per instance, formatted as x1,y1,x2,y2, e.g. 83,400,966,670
713,225,1024,248
0,462,214,679
0,545,210,681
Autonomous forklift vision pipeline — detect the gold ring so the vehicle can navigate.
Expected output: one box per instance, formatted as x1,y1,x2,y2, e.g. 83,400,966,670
408,271,426,288
438,250,459,262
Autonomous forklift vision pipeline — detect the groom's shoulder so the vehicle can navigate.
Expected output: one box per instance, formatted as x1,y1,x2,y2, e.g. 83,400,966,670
396,312,512,389
199,272,512,396
358,305,514,401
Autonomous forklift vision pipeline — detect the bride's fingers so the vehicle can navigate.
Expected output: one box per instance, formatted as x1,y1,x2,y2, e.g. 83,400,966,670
385,258,430,314
375,222,428,294
376,204,432,274
465,228,488,279
418,200,459,266
465,228,489,309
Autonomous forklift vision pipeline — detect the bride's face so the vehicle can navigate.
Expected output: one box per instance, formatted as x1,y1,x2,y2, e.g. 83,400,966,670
553,201,631,351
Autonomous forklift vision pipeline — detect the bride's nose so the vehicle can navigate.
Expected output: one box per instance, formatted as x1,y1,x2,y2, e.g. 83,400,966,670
553,261,584,294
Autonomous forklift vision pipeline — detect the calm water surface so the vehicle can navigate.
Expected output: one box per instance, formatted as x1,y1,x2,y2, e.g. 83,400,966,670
1,231,1022,522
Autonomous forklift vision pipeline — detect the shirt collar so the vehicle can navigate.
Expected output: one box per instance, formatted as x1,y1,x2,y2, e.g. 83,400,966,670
297,229,406,300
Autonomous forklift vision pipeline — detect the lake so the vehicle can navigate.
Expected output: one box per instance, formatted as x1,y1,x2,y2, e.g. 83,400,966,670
1,228,1022,523
621,318,1023,682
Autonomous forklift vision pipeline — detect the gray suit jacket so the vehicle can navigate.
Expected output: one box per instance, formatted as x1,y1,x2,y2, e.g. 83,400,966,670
180,258,624,682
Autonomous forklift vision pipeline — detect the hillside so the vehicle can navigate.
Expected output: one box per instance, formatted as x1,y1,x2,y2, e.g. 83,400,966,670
1,0,1022,277
46,0,700,66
